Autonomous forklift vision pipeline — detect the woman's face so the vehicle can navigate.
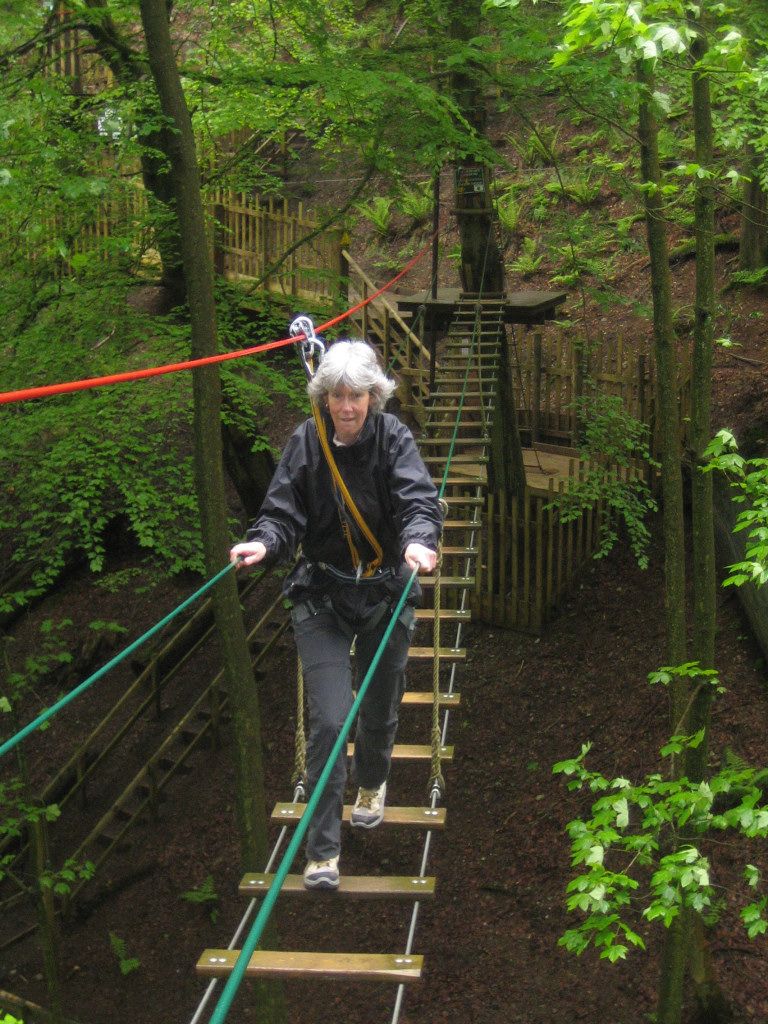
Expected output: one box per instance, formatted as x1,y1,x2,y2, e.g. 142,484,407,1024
327,385,371,445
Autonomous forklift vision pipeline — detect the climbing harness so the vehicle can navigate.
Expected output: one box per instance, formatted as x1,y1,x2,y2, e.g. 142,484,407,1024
289,314,385,579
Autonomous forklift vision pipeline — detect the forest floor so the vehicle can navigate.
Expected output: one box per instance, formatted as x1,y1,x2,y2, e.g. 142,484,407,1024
6,97,768,1024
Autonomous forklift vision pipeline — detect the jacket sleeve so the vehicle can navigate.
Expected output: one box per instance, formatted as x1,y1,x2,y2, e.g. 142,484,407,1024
386,419,443,553
245,428,308,565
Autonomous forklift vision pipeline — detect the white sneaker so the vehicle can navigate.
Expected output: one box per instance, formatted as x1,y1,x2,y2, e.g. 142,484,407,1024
351,782,386,828
303,856,340,890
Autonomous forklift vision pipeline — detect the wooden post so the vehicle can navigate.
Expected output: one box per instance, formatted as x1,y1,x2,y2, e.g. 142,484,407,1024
339,232,350,305
213,203,226,277
532,332,542,443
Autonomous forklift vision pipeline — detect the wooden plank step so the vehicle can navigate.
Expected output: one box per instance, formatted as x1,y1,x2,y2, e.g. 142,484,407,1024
440,495,483,506
419,574,476,586
423,454,488,465
271,803,446,828
401,690,461,707
423,437,490,446
413,607,470,620
425,405,483,413
408,645,465,660
432,390,486,397
239,872,436,899
431,476,486,487
197,950,423,982
441,519,481,529
347,742,454,761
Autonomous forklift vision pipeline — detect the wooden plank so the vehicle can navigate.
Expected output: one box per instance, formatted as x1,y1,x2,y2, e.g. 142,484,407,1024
413,608,470,620
408,646,465,660
421,573,475,589
400,690,461,707
347,742,454,761
271,803,446,828
239,873,436,899
197,950,423,982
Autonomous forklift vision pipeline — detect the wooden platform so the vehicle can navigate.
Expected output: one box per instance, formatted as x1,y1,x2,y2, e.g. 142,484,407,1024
395,287,567,327
523,444,580,498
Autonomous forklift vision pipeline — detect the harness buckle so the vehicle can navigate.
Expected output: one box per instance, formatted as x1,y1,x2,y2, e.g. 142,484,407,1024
289,315,325,379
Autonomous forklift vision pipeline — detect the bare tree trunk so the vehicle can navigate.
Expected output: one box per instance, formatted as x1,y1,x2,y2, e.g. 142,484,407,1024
137,3,285,1018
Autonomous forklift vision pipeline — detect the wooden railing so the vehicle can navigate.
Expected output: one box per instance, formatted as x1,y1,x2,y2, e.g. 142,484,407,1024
343,250,433,422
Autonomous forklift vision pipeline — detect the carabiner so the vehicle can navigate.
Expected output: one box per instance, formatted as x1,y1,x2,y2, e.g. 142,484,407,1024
289,315,325,379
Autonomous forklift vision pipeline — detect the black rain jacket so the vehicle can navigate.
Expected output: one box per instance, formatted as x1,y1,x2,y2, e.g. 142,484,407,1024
245,410,443,605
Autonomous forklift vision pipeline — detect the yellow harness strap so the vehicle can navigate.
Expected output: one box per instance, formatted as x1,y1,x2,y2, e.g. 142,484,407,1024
311,401,384,578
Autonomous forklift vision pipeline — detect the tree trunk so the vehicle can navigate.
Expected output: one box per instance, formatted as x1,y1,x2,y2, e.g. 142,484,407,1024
137,3,285,1019
739,140,768,272
636,57,689,1024
686,34,732,1024
449,0,505,295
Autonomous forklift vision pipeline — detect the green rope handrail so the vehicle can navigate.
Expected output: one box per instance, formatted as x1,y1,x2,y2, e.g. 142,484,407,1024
207,567,419,1024
0,561,237,760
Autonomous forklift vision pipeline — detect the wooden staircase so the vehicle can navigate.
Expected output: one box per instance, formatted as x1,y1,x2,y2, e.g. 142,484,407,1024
195,296,504,1002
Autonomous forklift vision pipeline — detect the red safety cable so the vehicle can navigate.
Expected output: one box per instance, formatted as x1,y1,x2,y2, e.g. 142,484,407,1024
0,235,436,406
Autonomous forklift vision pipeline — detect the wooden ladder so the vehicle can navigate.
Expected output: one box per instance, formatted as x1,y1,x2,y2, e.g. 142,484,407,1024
195,296,504,1000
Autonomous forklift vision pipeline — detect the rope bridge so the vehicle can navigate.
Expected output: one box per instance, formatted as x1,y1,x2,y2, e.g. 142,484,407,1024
1,239,507,1022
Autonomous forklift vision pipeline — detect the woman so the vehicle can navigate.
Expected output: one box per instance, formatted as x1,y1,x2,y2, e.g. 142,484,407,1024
230,340,442,890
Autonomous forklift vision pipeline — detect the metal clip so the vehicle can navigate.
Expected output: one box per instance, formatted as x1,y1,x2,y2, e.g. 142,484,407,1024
289,315,325,379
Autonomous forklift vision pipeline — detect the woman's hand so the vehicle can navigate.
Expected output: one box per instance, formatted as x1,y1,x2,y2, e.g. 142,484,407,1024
230,541,267,567
404,543,437,574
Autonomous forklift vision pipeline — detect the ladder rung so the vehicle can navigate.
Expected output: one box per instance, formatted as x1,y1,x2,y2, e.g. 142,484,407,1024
432,476,486,486
424,438,490,446
347,742,454,761
438,545,478,556
196,949,423,982
401,690,461,707
408,646,466,660
239,873,436,899
413,608,470,620
426,405,483,413
423,454,487,464
419,574,475,586
271,803,447,827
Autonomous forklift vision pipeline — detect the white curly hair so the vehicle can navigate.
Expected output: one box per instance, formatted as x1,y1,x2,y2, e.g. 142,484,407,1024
307,340,396,414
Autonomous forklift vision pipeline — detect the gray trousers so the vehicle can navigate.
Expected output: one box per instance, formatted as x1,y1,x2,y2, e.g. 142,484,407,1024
291,596,415,862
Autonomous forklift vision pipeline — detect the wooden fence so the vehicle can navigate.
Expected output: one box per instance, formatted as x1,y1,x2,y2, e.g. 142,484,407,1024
211,191,342,303
472,450,648,632
509,328,654,448
21,184,343,305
